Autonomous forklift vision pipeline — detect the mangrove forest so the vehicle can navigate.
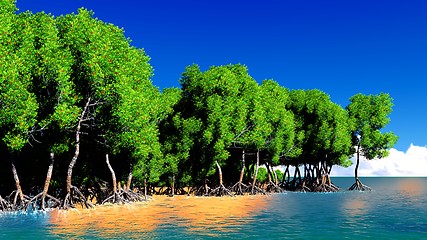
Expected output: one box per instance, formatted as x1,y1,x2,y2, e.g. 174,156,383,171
0,1,398,211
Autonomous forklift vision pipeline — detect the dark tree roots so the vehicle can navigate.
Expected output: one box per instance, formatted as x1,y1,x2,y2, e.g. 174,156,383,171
102,188,147,205
62,185,94,210
26,193,61,210
210,184,233,197
349,179,372,191
265,181,284,193
230,182,249,195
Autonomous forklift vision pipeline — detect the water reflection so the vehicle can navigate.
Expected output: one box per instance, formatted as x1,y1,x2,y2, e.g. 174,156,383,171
343,197,368,217
49,195,270,238
396,178,426,198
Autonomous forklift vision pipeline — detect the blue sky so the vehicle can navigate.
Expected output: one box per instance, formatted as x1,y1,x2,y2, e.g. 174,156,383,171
16,0,427,152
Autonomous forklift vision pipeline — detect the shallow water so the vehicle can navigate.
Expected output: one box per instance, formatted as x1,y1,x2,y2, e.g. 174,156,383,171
1,177,426,239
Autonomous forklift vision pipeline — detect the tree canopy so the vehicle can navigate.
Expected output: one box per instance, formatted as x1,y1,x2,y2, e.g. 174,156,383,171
0,1,398,210
347,93,398,190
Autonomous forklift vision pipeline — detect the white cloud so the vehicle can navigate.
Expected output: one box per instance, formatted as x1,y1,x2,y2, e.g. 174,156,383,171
331,144,427,177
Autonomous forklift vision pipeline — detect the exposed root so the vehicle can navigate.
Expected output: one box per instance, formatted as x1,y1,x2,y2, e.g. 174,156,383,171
5,190,31,211
300,184,311,192
102,153,144,205
230,182,249,195
265,181,284,193
102,191,126,204
62,185,94,210
176,186,194,196
312,182,340,192
156,186,178,197
251,184,267,195
87,179,109,204
310,175,341,192
24,153,61,210
0,195,12,211
121,188,148,201
196,185,211,196
196,179,212,196
349,179,372,191
210,184,233,197
25,192,61,210
291,179,311,192
210,161,233,197
102,188,147,205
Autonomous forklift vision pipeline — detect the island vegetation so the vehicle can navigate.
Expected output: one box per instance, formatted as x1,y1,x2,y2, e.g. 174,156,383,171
0,0,397,211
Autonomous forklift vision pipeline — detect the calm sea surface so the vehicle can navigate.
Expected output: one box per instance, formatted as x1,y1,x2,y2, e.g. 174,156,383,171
0,177,426,239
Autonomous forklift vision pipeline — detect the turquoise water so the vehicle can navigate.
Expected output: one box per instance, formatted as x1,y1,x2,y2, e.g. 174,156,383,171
0,177,426,239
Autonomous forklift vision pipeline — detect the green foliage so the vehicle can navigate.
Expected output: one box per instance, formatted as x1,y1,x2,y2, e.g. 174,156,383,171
288,89,352,167
257,167,268,183
255,80,297,164
0,5,38,152
0,1,399,194
177,64,260,181
275,169,284,182
347,93,398,160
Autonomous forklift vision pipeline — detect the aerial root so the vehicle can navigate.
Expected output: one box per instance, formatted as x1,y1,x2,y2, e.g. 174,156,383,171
196,182,211,196
349,179,372,191
25,192,61,210
102,188,147,205
62,185,94,210
210,184,233,197
0,195,12,211
5,190,31,211
251,185,267,195
230,182,249,195
102,191,127,205
312,183,340,192
265,181,284,193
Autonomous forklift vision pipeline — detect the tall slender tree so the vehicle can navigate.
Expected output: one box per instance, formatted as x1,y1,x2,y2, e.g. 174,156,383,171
347,93,398,191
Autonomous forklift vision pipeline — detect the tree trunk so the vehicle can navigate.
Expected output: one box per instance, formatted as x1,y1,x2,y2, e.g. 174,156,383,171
41,153,55,209
349,143,371,191
63,98,93,209
204,179,209,195
355,144,360,183
11,162,24,205
297,166,301,179
272,166,279,186
105,154,117,193
144,178,147,200
215,160,223,186
238,150,245,185
283,164,290,184
292,166,299,187
126,162,133,191
66,144,79,196
171,174,175,197
267,162,272,183
210,160,232,196
251,150,260,193
66,98,90,197
327,164,332,185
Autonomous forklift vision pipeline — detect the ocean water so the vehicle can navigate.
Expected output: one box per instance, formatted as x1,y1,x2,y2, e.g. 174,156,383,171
0,177,426,239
